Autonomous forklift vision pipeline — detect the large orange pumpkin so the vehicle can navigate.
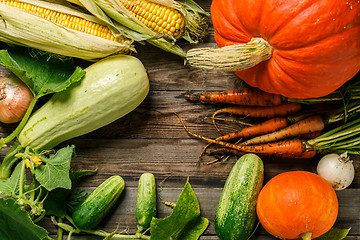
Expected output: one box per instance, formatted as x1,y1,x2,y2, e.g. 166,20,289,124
188,0,360,99
256,171,338,239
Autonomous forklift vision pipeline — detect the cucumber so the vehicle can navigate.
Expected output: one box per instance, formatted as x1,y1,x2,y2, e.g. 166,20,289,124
215,153,264,240
72,175,125,230
18,55,149,150
135,173,157,232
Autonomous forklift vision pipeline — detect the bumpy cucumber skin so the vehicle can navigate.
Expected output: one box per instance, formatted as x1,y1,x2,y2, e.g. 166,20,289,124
215,153,264,240
18,55,149,150
72,175,125,230
135,173,157,231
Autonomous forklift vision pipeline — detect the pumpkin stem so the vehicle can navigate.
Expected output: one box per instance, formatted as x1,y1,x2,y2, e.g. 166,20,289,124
300,232,312,240
186,37,272,71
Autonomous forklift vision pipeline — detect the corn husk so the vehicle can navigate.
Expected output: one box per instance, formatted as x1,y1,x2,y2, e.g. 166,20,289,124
0,0,134,60
66,0,209,57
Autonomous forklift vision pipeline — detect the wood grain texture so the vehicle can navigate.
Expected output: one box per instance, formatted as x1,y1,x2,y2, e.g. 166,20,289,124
0,0,359,238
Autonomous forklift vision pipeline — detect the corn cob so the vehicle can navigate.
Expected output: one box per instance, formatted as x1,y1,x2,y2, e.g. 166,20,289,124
1,0,120,42
118,0,185,39
66,0,209,57
0,0,133,60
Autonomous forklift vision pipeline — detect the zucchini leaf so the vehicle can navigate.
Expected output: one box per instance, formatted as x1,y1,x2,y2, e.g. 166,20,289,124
0,198,51,240
314,227,351,240
174,216,209,240
34,145,75,191
65,188,88,213
0,161,25,196
0,46,85,98
42,187,70,217
44,169,95,217
150,179,209,240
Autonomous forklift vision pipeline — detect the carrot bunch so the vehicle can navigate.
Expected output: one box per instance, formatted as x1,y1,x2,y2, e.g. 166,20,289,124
182,85,360,163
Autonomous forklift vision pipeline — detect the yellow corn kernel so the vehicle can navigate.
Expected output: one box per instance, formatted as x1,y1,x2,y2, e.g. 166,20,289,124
0,0,123,42
118,0,185,39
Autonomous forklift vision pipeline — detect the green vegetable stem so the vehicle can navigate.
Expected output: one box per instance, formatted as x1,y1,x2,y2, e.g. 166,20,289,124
0,145,75,218
0,98,37,149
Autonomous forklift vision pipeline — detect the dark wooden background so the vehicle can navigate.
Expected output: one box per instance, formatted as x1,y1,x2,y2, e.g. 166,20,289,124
0,0,359,238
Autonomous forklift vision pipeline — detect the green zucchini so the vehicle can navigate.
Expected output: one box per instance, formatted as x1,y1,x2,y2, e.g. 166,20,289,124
72,175,125,230
215,153,264,240
18,55,149,150
135,173,157,232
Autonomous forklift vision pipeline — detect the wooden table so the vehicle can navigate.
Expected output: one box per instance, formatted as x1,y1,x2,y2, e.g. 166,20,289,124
0,1,359,238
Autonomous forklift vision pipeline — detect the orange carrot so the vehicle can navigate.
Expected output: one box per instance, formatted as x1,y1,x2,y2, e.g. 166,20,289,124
217,117,289,141
203,131,308,155
301,131,322,139
201,118,287,159
201,117,316,162
184,87,282,106
208,148,317,159
242,115,325,145
175,112,311,156
212,102,302,119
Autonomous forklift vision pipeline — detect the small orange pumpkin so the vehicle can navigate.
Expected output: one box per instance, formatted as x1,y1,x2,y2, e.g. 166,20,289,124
256,171,338,239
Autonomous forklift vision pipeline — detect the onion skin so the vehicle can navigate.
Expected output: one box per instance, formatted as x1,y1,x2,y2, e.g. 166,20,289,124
0,74,33,124
256,171,338,239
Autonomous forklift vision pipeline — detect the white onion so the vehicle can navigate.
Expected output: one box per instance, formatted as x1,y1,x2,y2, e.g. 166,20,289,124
316,152,355,190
